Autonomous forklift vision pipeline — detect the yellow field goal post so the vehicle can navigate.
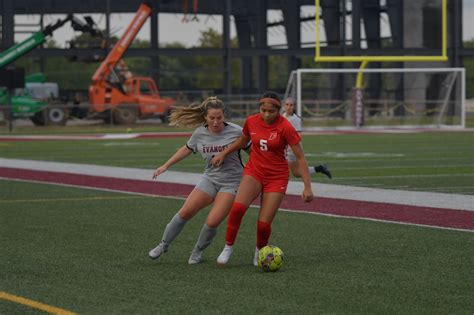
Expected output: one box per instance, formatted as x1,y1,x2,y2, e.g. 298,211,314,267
283,0,465,129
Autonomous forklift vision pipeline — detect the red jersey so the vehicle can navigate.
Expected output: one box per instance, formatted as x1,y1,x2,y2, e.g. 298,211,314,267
243,113,301,180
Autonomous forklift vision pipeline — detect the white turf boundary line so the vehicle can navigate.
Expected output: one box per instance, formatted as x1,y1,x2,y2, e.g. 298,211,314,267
2,176,473,234
0,157,473,211
278,208,474,234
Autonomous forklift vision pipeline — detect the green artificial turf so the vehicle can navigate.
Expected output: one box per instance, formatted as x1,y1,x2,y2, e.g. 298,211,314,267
1,180,473,313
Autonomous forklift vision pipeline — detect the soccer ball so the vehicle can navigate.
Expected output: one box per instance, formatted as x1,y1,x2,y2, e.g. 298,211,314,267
257,245,284,272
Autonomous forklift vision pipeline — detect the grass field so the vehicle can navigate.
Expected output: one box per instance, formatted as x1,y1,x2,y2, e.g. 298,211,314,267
1,131,473,194
1,180,473,313
1,127,473,313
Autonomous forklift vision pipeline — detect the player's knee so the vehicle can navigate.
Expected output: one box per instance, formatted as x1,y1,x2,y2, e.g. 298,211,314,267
229,202,248,221
178,209,195,220
206,217,221,228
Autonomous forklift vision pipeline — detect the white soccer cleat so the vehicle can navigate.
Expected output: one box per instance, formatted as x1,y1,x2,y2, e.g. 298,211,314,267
253,247,259,267
148,242,168,260
217,244,233,265
188,248,203,265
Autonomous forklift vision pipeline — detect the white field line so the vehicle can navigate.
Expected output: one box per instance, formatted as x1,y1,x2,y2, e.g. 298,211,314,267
347,185,473,193
337,159,474,164
2,177,473,234
412,187,474,192
0,129,471,141
329,165,473,170
0,177,188,201
303,127,474,133
278,208,474,233
0,132,192,140
331,174,473,179
1,157,473,211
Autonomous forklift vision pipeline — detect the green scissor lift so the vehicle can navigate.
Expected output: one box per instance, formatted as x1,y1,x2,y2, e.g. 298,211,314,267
0,15,100,125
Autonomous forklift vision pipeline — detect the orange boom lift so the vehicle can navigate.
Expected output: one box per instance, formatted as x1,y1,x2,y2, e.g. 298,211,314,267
89,1,174,124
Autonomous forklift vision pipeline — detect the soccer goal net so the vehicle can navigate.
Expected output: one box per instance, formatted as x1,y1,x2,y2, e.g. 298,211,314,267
284,67,466,129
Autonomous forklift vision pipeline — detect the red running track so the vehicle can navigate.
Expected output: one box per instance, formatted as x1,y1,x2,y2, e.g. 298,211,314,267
1,167,473,231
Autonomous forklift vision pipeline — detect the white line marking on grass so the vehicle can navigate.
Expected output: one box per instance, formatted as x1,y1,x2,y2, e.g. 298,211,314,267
278,208,474,234
409,186,474,191
0,195,148,203
0,177,187,201
0,132,192,141
1,177,472,234
101,134,140,139
101,142,160,146
335,174,474,180
1,158,473,210
316,152,406,158
318,157,474,163
0,158,203,184
328,164,474,170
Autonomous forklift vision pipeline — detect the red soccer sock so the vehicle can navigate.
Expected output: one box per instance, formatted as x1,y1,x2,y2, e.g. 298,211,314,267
256,220,272,249
225,202,248,245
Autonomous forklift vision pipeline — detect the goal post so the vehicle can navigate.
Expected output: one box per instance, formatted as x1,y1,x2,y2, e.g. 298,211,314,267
284,67,466,129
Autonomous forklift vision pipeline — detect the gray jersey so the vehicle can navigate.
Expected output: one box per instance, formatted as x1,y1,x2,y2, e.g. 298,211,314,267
283,113,302,132
187,122,245,186
283,113,302,162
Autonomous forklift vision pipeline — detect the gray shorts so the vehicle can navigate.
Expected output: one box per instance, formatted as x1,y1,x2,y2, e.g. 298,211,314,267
286,147,297,163
196,176,239,198
286,141,304,163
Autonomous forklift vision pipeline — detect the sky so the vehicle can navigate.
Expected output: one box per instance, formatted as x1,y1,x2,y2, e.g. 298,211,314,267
13,2,474,49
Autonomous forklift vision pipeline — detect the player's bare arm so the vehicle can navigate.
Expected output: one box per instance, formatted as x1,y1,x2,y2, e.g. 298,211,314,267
153,145,193,179
290,143,314,202
211,134,250,167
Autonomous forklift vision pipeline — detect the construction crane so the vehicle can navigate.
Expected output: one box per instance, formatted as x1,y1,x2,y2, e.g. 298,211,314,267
88,1,174,124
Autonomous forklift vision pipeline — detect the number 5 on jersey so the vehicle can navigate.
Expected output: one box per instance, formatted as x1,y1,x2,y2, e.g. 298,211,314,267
259,139,268,151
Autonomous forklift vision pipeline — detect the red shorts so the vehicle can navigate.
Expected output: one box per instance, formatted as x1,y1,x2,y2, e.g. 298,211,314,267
243,168,289,193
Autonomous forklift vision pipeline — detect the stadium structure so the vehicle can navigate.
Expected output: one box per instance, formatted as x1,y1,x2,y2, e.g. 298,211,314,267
1,0,473,127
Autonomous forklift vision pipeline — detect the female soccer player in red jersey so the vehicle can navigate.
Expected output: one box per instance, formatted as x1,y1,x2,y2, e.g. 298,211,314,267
211,91,314,266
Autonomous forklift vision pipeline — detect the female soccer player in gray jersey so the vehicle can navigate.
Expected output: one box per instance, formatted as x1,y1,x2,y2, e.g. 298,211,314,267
283,97,332,179
148,96,249,264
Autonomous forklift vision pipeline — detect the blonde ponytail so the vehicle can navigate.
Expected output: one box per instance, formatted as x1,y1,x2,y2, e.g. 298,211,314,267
169,96,225,128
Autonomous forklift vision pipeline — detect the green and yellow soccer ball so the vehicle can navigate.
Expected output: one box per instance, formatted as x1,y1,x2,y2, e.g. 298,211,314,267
258,245,284,272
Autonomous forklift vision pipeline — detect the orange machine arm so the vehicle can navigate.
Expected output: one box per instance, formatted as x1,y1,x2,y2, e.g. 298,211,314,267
91,1,152,84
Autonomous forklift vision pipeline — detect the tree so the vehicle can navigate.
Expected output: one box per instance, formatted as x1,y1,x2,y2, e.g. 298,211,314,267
194,29,240,90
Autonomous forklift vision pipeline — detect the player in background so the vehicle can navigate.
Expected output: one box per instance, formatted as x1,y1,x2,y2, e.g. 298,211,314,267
211,91,314,266
148,97,249,264
283,97,332,179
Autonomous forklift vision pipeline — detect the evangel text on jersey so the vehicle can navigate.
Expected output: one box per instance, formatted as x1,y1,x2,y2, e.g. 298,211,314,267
202,144,229,153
